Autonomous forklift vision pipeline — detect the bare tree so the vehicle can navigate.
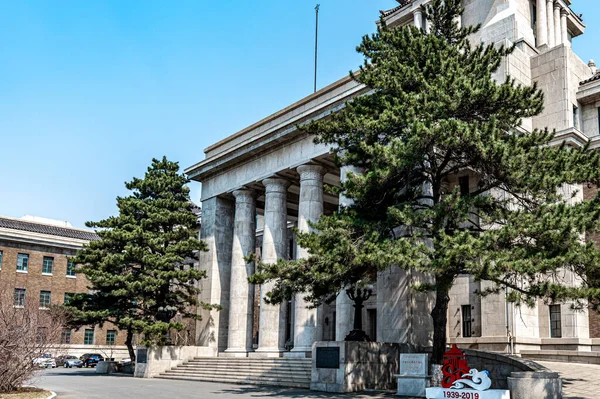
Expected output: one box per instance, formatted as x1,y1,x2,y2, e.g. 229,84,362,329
0,283,66,393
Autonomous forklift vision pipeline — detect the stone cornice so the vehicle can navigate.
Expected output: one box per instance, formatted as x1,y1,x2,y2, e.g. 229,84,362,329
185,79,366,182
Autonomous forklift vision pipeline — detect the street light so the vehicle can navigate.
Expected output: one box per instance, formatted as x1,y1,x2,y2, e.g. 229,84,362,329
344,284,374,341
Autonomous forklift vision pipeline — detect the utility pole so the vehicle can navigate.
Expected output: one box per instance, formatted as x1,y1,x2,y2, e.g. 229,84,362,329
314,4,320,93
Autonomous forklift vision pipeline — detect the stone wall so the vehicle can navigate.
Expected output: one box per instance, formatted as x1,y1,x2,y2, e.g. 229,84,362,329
311,341,400,393
134,345,216,378
462,348,548,389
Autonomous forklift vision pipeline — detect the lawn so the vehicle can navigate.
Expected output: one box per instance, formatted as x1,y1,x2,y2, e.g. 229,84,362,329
0,388,51,399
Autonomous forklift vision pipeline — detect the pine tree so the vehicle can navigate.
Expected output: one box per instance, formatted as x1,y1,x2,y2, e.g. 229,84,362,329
66,157,211,361
252,0,600,364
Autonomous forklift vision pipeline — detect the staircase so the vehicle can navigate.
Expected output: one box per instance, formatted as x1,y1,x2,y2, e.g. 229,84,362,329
156,357,312,388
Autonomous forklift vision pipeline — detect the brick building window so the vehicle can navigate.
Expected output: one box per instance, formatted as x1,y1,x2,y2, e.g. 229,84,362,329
66,261,76,277
550,304,562,338
17,253,29,272
106,330,117,345
462,305,472,338
61,329,72,344
64,293,74,304
42,257,54,275
84,329,95,345
39,291,51,308
0,250,3,269
14,288,26,307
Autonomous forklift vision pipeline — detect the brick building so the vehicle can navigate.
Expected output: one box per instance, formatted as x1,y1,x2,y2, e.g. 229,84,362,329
0,215,129,358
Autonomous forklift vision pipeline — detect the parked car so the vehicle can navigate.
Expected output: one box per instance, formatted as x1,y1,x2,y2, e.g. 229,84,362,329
58,355,83,368
34,353,56,368
80,353,104,368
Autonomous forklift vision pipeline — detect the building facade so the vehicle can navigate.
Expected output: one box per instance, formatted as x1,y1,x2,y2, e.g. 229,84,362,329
0,215,129,357
185,0,600,357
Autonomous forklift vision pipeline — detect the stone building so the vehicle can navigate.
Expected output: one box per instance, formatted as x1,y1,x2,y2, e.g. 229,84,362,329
0,215,129,357
185,0,600,357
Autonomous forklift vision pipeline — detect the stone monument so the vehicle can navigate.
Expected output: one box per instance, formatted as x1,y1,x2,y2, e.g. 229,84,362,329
395,353,430,397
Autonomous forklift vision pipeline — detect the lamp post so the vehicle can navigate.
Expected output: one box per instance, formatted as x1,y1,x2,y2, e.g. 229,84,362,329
344,285,373,341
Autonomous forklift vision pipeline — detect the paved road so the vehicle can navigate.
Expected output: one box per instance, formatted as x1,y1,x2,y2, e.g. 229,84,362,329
32,368,399,399
538,361,600,399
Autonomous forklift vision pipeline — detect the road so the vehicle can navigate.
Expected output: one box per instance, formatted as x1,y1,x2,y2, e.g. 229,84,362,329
33,368,399,399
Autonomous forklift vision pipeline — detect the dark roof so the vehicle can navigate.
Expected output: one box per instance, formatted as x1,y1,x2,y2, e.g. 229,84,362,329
380,0,413,17
0,217,99,241
581,72,600,86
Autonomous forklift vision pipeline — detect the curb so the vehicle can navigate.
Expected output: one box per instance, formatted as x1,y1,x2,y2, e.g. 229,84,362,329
45,391,57,399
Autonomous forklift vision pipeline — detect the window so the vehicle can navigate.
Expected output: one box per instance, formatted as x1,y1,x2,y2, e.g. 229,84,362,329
573,105,580,130
550,304,562,338
84,329,95,345
39,291,51,308
64,293,74,304
66,261,76,277
597,107,600,134
61,329,72,344
531,2,537,32
16,253,29,272
0,250,3,269
36,327,48,344
459,176,470,196
14,288,26,307
106,330,117,345
42,257,54,275
462,305,472,338
367,309,377,341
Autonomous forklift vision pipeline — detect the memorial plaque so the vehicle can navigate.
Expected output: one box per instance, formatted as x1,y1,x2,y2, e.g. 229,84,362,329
316,347,340,369
400,353,428,376
137,348,148,364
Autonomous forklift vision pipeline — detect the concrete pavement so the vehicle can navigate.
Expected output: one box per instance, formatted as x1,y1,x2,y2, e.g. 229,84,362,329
538,361,600,399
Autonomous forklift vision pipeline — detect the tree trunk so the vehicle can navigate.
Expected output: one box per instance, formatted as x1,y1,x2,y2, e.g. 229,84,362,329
125,328,136,363
431,285,451,365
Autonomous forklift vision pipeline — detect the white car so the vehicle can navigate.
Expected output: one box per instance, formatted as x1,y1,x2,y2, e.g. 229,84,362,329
34,354,56,368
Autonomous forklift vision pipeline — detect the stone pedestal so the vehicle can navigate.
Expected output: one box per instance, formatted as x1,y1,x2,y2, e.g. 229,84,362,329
224,189,256,357
255,178,290,357
311,341,399,393
507,372,562,399
395,353,430,397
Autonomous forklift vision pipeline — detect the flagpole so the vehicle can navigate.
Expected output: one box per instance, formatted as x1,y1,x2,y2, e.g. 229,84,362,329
314,4,320,93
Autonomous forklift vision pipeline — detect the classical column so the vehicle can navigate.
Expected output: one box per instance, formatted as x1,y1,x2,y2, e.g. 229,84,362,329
536,0,548,48
224,189,256,356
335,165,362,341
255,178,290,356
546,0,555,48
291,164,326,355
413,9,423,30
554,3,561,46
561,10,569,47
196,196,234,352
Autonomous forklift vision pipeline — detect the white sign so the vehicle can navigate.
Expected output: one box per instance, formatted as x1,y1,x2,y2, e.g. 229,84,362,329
425,388,510,399
399,353,428,376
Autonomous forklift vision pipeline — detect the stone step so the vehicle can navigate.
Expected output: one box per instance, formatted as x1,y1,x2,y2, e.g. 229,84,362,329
156,374,311,389
176,366,310,374
193,357,311,363
164,368,310,379
181,362,311,369
158,357,312,389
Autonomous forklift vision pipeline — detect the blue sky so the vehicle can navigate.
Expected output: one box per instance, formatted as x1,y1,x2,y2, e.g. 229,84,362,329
1,1,598,229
